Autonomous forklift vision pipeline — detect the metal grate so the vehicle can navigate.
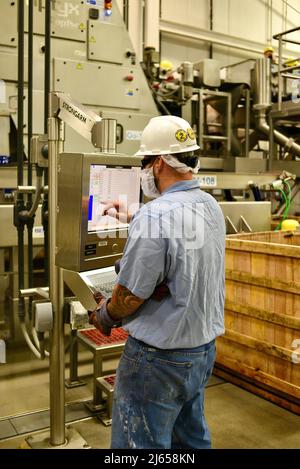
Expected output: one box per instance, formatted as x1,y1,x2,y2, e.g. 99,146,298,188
79,328,128,346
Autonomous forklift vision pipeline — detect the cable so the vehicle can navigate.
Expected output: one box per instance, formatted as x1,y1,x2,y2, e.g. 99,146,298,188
32,326,50,357
283,179,292,203
274,186,290,230
154,87,180,98
19,322,44,360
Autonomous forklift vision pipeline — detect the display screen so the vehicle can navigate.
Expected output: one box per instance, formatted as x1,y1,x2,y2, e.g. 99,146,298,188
88,165,141,232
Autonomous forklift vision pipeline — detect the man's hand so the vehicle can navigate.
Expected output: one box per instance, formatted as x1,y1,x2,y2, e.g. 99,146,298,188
88,292,115,336
89,275,170,330
101,200,132,224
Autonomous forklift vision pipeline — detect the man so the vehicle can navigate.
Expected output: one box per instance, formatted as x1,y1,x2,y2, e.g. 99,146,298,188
89,115,226,449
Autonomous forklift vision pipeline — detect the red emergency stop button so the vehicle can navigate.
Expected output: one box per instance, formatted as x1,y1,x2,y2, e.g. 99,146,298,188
125,75,134,81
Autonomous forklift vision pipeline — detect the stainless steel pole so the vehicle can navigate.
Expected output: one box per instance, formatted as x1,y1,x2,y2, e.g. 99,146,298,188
245,88,250,158
278,36,283,110
48,111,66,446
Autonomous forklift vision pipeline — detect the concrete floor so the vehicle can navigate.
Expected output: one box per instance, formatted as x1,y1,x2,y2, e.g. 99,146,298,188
0,343,299,449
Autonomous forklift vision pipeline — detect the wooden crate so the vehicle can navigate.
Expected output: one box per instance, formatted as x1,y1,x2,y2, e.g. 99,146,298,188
215,231,300,414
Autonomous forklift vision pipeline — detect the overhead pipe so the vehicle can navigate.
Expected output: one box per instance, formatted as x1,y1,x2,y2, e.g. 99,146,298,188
253,57,300,157
256,110,300,157
144,0,160,52
160,20,298,59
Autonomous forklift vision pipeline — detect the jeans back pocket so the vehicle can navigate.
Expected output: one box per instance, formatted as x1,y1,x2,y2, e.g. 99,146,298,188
144,354,192,402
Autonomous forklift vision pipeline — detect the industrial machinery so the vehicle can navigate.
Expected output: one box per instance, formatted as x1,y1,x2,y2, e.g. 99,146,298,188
51,95,143,419
18,88,145,447
0,0,298,357
0,0,155,447
0,0,157,345
143,32,300,178
142,29,300,225
0,0,300,448
0,1,157,159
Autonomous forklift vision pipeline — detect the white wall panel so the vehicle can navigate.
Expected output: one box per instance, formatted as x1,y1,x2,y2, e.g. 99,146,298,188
115,0,124,17
161,0,209,30
161,36,209,68
214,0,266,43
160,0,300,64
212,44,260,68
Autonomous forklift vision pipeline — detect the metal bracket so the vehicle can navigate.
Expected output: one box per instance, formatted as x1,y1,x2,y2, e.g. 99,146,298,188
226,215,253,234
31,134,49,168
239,216,252,233
226,216,238,234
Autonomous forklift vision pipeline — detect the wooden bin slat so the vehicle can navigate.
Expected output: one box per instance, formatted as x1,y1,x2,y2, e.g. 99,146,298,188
215,351,300,400
226,269,300,295
217,230,300,413
225,306,299,350
226,239,300,258
225,300,300,330
223,328,295,362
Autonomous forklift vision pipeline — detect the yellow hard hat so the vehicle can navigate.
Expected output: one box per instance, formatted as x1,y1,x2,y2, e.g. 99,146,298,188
285,56,298,67
160,60,174,72
264,45,274,54
281,219,299,231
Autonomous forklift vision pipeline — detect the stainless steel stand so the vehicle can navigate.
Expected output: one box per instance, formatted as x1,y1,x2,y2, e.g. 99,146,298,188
26,426,90,449
27,96,88,449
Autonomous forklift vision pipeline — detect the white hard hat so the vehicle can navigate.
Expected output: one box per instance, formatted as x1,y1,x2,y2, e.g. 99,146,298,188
135,115,200,156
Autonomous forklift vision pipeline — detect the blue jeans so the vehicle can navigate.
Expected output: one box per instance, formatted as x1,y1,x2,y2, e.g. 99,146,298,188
110,335,216,449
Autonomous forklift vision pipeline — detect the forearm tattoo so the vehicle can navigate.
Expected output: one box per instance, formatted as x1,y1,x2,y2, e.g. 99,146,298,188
107,284,144,320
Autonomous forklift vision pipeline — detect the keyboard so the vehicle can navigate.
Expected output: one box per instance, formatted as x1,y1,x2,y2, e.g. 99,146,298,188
86,273,116,296
94,280,116,296
64,266,117,311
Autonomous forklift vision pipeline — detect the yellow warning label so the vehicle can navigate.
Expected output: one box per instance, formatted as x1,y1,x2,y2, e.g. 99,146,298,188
175,129,188,143
79,22,85,30
89,36,96,43
76,63,83,70
187,127,195,140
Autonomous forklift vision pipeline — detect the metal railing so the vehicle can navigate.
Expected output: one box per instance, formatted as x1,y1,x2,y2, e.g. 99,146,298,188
273,26,300,110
